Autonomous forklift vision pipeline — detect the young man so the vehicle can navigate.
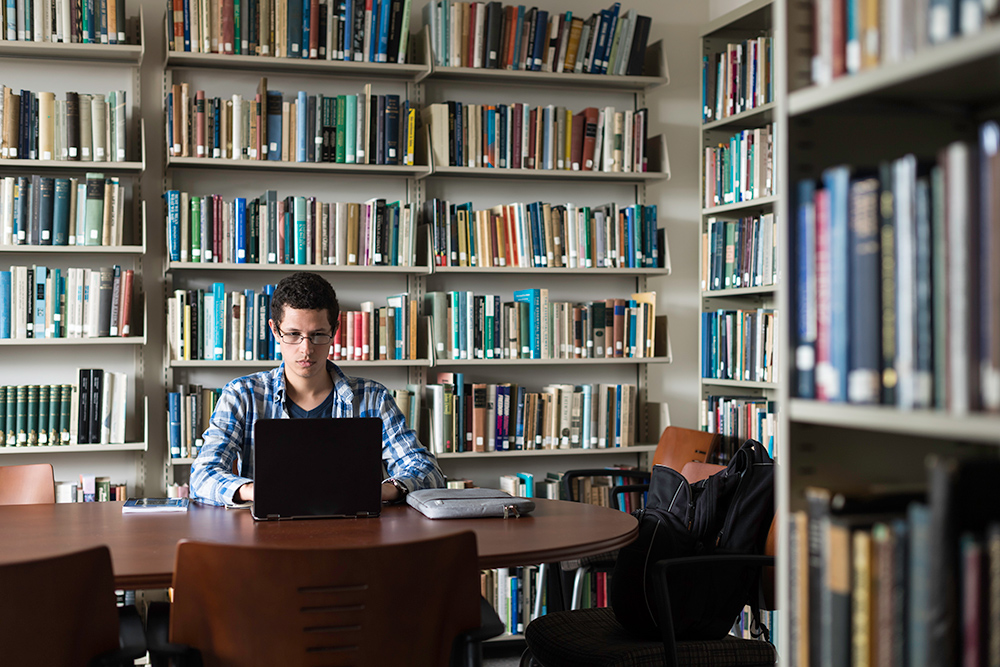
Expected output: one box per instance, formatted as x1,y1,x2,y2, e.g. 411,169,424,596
190,272,445,506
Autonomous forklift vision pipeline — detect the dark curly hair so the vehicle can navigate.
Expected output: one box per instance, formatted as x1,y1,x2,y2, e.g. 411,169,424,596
271,272,340,331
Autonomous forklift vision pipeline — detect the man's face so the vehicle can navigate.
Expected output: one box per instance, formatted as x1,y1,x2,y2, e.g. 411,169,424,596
270,307,335,382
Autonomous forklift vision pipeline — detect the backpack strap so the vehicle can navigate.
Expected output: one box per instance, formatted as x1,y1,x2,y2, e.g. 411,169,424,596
748,572,770,642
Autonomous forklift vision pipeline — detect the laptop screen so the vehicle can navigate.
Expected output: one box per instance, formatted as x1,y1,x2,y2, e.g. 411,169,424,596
251,417,383,520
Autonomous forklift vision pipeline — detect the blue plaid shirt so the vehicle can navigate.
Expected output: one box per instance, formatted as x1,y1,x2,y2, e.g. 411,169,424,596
190,361,445,505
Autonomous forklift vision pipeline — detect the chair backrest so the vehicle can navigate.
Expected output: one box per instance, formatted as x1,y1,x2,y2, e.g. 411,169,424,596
652,426,717,473
0,463,56,504
170,531,483,667
0,545,121,665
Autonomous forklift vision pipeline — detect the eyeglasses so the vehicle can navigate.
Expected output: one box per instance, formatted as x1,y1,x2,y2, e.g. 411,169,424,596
274,326,333,346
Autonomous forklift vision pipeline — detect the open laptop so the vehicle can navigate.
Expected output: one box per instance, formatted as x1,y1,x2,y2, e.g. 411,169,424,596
251,417,383,521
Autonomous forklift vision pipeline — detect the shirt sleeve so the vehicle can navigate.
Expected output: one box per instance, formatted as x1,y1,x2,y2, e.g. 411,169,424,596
189,380,255,506
371,383,446,493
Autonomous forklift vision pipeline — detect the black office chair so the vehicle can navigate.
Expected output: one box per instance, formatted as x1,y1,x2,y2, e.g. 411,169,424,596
0,545,147,667
147,531,504,667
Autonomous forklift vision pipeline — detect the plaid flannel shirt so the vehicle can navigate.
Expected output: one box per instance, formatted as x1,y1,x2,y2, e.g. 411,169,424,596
190,361,444,505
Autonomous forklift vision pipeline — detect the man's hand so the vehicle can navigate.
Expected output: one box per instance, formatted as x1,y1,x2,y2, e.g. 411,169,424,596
381,480,401,503
235,482,254,503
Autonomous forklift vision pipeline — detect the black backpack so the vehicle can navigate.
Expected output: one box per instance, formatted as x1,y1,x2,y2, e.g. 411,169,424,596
610,439,774,641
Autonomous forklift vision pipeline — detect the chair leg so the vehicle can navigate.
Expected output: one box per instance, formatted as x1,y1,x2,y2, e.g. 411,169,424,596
519,647,541,667
533,563,547,619
571,566,589,610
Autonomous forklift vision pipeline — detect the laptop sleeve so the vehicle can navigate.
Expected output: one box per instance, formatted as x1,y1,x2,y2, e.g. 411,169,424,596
406,488,535,519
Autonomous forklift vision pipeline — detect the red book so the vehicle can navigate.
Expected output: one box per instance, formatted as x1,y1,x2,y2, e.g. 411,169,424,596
118,270,134,336
511,103,522,169
831,0,846,79
490,210,500,266
581,107,599,171
172,0,184,48
467,3,477,67
332,313,344,359
573,306,582,358
504,205,517,267
220,0,235,53
361,310,370,360
344,312,354,360
570,111,584,171
527,107,537,169
504,6,518,68
195,91,206,157
354,310,363,360
309,0,320,57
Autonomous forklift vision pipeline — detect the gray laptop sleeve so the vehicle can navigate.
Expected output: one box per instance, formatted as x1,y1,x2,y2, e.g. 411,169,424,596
406,488,535,519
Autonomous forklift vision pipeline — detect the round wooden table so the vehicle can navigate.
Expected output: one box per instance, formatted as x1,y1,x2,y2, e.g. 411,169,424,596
0,497,638,588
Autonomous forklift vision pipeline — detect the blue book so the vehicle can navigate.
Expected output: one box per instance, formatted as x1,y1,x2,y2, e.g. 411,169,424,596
288,0,303,56
579,384,592,448
847,176,881,404
302,0,310,58
293,196,307,264
266,92,283,160
344,0,354,59
243,289,255,360
164,190,181,261
296,91,308,162
515,471,533,497
591,9,611,73
377,0,391,61
513,385,526,449
528,202,543,266
52,179,71,246
38,177,54,245
701,312,709,377
182,0,191,50
212,282,225,360
530,9,548,71
614,384,622,446
4,0,14,40
384,94,400,165
234,197,247,263
907,502,931,667
167,392,182,458
451,291,462,358
795,179,817,399
33,266,46,338
512,289,541,359
51,269,61,337
601,3,621,74
266,283,279,359
511,5,525,70
0,271,10,339
823,165,851,402
628,299,637,356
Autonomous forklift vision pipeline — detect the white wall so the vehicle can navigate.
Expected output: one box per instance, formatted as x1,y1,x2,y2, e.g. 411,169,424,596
710,0,755,20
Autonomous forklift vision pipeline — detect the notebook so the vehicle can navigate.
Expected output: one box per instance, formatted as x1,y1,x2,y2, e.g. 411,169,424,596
251,417,383,521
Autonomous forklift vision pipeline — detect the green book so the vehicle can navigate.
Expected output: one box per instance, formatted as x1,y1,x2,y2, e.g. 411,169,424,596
96,476,111,502
294,196,307,264
47,383,60,446
0,387,5,446
37,385,49,445
59,384,72,444
518,301,530,359
335,95,347,163
51,269,62,338
25,385,37,446
191,196,202,262
5,386,15,446
724,220,736,289
84,173,106,246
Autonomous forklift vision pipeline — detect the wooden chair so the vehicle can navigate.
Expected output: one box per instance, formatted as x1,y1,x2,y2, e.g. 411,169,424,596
0,462,56,504
0,545,147,667
147,531,503,667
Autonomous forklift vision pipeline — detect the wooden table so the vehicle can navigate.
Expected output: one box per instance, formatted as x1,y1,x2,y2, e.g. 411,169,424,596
0,498,638,589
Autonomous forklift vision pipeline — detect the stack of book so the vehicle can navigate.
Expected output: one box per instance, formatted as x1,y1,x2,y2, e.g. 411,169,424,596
0,173,131,247
703,124,774,208
167,384,222,459
0,88,129,162
0,264,136,339
792,121,1000,412
75,368,128,444
701,214,778,292
0,0,128,43
700,395,777,458
166,80,414,166
424,1,651,76
167,283,277,362
421,372,639,454
424,198,659,269
425,289,658,361
700,307,778,384
328,293,419,362
166,0,413,63
72,474,127,502
701,36,773,122
165,190,417,267
422,102,648,173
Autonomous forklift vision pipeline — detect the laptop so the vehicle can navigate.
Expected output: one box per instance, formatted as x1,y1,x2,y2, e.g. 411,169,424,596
251,417,383,521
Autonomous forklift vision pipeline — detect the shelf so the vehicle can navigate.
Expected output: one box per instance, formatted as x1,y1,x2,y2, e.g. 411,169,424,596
702,286,776,298
701,196,778,216
433,356,672,367
168,261,431,274
0,9,145,64
168,457,196,466
0,158,144,174
701,102,776,132
432,266,669,276
0,442,147,454
425,165,668,183
702,379,777,390
1,244,146,255
788,25,1000,116
165,156,430,177
0,335,147,346
700,0,772,38
165,51,430,82
436,444,657,460
168,359,430,368
788,399,1000,444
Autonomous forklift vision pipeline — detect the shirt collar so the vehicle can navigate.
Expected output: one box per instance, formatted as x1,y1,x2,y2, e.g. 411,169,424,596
270,360,354,407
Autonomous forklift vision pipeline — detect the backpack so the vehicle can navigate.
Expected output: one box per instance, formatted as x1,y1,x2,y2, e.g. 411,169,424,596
609,438,774,641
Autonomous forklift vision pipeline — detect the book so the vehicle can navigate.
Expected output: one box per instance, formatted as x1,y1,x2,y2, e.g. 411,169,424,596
121,497,190,513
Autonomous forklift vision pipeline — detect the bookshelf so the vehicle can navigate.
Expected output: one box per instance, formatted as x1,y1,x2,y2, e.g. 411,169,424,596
699,0,779,457
776,0,1000,663
0,11,152,496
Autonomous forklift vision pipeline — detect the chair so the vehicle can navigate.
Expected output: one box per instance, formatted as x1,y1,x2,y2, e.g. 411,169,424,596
147,531,504,667
0,545,147,667
0,462,56,504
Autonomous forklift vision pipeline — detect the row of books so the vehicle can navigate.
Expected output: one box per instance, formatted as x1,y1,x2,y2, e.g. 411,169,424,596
0,265,136,339
701,214,779,292
424,199,661,270
699,395,777,460
420,374,639,454
423,102,649,173
701,36,774,123
0,173,131,247
56,476,128,503
167,284,278,362
328,294,419,361
167,384,223,459
789,456,1000,667
0,88,129,162
0,369,128,446
700,307,778,384
0,0,127,43
481,565,545,636
703,124,775,208
425,1,651,77
167,0,413,64
425,290,658,362
164,191,417,267
166,80,414,166
810,0,1000,86
792,122,1000,413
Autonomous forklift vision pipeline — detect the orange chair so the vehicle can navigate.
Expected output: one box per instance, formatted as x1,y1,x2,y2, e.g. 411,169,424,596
0,462,56,504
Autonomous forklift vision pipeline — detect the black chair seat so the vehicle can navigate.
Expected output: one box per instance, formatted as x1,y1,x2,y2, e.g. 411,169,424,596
523,607,777,667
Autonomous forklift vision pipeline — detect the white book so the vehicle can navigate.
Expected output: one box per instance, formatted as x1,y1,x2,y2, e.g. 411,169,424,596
100,371,114,443
75,183,87,245
86,269,100,337
190,0,201,52
623,110,633,173
232,95,243,159
0,177,13,245
946,141,974,414
472,2,485,68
